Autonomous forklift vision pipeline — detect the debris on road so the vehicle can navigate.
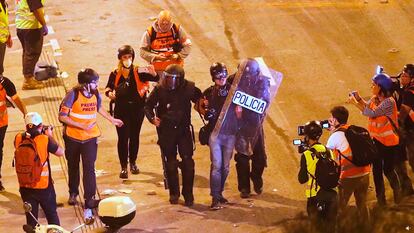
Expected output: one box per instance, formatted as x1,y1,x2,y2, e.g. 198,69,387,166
388,48,399,53
146,190,157,195
118,189,133,194
101,189,117,196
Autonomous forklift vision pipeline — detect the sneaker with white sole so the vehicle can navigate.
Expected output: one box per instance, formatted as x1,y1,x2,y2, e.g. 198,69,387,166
84,208,95,225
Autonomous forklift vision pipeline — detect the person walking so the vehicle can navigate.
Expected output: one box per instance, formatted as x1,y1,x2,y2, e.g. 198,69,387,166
0,0,12,76
59,68,123,222
105,45,159,179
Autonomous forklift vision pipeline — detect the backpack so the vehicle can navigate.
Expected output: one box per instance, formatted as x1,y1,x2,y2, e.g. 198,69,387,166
338,125,377,167
14,133,43,187
309,147,340,191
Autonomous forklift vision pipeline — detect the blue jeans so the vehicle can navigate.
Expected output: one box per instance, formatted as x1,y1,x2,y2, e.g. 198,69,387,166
209,134,235,198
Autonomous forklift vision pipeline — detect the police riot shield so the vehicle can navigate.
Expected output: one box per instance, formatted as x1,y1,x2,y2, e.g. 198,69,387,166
210,57,283,156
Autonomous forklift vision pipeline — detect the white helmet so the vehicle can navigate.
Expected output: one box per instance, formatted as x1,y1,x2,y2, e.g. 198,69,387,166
25,112,43,126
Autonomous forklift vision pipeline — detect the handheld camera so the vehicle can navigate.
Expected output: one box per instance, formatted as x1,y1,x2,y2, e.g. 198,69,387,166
292,139,308,153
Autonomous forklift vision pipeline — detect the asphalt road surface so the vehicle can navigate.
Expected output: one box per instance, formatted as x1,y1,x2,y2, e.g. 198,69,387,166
0,0,414,232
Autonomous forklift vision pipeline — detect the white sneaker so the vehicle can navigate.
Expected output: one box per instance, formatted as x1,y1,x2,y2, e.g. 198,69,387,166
84,208,95,225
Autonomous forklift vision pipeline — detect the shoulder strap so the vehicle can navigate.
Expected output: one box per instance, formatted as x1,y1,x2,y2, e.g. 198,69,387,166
149,26,157,43
385,115,399,134
172,23,180,40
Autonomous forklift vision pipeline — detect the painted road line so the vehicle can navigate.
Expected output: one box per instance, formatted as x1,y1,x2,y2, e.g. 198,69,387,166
49,39,62,56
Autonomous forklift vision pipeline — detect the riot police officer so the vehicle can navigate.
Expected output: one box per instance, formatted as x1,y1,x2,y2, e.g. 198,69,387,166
233,58,270,198
144,64,202,206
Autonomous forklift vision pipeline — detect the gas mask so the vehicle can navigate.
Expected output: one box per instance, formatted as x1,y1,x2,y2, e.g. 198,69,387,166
122,59,132,68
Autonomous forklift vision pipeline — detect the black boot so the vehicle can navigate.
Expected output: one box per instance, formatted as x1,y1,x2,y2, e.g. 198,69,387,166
119,167,128,179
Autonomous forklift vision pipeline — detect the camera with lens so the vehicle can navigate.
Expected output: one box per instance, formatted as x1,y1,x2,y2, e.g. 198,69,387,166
292,138,309,153
204,108,217,121
41,125,53,134
297,120,330,136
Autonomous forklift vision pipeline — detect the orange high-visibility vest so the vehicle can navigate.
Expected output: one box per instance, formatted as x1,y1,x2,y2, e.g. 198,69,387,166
65,91,100,141
335,125,371,179
0,83,7,127
114,66,150,98
367,98,399,146
147,24,184,71
14,133,50,189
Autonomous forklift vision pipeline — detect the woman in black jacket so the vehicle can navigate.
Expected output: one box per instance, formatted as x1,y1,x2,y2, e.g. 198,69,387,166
105,45,159,179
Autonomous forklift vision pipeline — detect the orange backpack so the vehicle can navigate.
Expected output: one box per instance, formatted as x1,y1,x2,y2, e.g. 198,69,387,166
14,133,43,187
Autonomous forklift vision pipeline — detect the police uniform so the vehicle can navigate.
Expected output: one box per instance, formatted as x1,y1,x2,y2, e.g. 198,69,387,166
15,132,60,228
144,79,201,204
233,73,270,196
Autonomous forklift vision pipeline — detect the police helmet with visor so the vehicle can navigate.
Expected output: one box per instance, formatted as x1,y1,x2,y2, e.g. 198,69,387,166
161,64,184,90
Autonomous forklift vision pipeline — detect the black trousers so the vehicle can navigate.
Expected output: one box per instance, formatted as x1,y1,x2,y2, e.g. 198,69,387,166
157,126,194,201
64,136,98,208
372,139,401,204
114,104,145,168
20,183,60,228
0,125,7,178
16,28,43,78
234,131,266,194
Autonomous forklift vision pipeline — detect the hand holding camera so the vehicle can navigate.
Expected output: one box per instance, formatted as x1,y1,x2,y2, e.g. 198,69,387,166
348,90,361,103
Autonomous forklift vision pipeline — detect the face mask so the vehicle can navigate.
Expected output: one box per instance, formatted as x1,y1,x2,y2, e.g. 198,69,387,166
123,59,132,68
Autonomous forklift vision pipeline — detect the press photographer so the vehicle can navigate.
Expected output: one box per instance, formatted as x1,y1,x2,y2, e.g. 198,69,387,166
196,62,237,210
297,121,338,233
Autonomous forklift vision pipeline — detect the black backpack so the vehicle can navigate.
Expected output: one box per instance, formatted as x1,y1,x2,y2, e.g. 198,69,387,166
338,125,377,167
309,147,340,191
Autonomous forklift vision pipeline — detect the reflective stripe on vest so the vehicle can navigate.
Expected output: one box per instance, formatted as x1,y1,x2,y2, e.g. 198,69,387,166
14,133,50,189
0,2,9,43
69,112,97,120
65,91,100,141
147,24,184,71
15,0,44,29
0,83,7,127
367,98,399,146
114,66,150,98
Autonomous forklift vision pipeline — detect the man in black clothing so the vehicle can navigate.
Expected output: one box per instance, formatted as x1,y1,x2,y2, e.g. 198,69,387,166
145,64,202,206
105,45,159,179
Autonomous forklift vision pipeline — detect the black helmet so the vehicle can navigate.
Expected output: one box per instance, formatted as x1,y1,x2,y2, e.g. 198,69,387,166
210,62,228,82
117,45,135,61
78,68,99,84
304,121,322,140
161,64,184,90
245,58,260,77
403,64,414,78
